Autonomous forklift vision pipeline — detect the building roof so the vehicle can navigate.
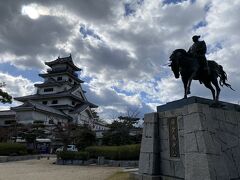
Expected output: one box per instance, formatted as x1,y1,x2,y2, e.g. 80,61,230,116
70,103,89,114
15,92,83,102
94,120,108,127
34,79,74,88
14,85,98,108
87,101,98,108
34,77,62,87
69,101,98,114
50,104,75,111
15,85,79,101
0,110,16,116
45,55,81,71
39,71,84,83
11,100,71,119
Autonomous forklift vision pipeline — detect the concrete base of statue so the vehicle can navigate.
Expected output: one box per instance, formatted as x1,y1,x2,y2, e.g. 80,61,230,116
133,96,240,180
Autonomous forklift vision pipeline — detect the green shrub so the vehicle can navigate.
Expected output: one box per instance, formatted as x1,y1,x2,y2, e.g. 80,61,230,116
85,144,140,160
57,151,89,160
0,143,27,156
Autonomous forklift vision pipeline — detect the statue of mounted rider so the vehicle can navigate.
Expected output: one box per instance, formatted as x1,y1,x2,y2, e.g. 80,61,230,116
169,35,234,102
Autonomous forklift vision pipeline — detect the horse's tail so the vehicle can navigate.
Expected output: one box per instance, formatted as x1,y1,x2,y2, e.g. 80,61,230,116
217,65,235,91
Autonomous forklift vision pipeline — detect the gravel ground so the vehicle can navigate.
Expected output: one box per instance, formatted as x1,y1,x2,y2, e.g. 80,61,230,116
0,158,122,180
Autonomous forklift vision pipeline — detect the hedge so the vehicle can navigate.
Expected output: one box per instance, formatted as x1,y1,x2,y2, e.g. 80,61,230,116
57,151,89,160
85,144,140,160
0,143,27,156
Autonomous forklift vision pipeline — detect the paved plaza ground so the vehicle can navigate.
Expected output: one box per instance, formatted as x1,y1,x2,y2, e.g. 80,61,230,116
0,158,124,180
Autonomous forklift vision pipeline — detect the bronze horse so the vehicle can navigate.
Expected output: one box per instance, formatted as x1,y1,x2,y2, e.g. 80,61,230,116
169,49,234,101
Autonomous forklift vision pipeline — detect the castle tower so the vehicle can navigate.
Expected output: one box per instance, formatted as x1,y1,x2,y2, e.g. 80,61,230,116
11,55,97,126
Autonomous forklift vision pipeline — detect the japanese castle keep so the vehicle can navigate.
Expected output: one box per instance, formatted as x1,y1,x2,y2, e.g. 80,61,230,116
0,55,99,129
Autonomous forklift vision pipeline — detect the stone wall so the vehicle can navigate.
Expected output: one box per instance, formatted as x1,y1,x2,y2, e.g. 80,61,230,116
137,97,240,180
184,103,240,180
139,113,160,175
0,155,41,163
56,159,138,167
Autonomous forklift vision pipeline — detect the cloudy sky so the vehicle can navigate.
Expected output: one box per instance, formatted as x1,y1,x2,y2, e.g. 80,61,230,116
0,0,239,120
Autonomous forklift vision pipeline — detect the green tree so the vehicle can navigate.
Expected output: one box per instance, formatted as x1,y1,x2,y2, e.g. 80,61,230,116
102,120,132,145
0,120,17,142
118,116,140,129
0,82,12,104
74,125,96,150
53,121,77,151
102,107,141,146
53,121,96,151
16,122,47,153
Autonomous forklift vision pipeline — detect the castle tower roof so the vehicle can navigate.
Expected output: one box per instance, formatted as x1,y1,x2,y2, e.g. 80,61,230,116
45,55,81,71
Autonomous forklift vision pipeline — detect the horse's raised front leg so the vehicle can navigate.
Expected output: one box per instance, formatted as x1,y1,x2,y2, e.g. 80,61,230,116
186,71,196,96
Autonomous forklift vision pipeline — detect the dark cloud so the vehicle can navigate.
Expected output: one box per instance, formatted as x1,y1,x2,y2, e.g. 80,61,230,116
35,0,122,24
0,15,71,55
0,1,25,22
87,45,132,69
83,83,153,118
71,39,136,81
0,3,74,69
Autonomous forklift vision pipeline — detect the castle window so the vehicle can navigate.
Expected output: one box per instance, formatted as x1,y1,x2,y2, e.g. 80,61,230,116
51,100,58,104
57,77,62,81
42,101,48,105
33,120,44,124
72,101,75,105
44,88,53,92
4,120,16,125
49,119,54,124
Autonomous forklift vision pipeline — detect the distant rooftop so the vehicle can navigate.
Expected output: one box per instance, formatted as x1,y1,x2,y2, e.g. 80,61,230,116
0,110,16,116
11,100,71,119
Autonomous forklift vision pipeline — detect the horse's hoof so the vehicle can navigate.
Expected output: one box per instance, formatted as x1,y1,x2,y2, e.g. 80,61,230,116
210,103,218,107
187,90,191,95
210,101,224,108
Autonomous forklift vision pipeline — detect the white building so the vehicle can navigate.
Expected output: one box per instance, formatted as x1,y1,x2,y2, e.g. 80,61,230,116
0,110,16,126
93,120,110,139
0,55,107,133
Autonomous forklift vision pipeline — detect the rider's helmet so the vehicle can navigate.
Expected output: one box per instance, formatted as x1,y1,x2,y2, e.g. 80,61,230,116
192,35,200,42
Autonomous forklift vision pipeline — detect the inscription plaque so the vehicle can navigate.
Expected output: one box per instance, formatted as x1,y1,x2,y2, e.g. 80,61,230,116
168,117,180,157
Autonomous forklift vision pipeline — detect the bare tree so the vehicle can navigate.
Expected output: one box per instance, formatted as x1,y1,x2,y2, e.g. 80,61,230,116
126,107,141,118
102,107,142,145
118,107,141,128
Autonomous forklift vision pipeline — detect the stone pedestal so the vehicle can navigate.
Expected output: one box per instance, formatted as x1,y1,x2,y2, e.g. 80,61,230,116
137,96,240,180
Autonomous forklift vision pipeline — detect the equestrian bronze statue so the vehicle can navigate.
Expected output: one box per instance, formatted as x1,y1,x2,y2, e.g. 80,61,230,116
169,36,234,101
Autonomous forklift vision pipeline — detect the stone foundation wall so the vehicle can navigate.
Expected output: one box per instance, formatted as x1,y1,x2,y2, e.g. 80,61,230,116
184,103,240,180
138,97,240,180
